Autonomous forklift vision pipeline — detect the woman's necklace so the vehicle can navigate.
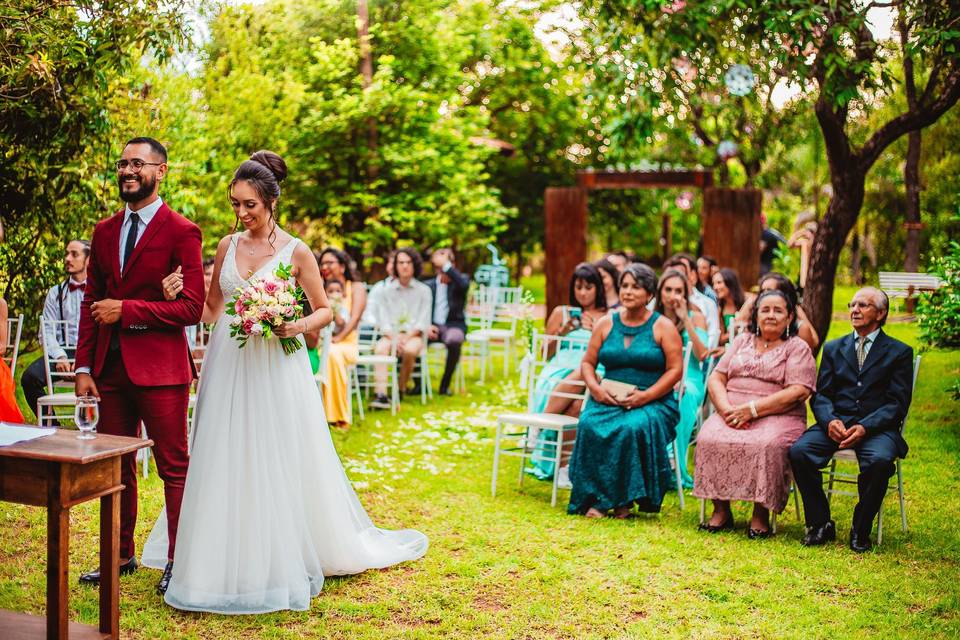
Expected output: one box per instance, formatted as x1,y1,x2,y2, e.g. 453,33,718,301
756,336,781,353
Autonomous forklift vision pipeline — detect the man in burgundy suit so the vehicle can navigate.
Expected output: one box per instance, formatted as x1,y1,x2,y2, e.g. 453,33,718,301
74,137,204,594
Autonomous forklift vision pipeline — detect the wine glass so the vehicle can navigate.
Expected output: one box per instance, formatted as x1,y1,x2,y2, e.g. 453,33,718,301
74,395,99,440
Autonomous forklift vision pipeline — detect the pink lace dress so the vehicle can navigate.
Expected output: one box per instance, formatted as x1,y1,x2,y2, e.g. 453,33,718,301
693,334,816,512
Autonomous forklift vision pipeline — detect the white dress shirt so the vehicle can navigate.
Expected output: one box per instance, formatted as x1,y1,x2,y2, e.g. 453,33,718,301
432,263,452,326
379,278,432,336
41,280,84,360
853,328,881,357
119,196,164,272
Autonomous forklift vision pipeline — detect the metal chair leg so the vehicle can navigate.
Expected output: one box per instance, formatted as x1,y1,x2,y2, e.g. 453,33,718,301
897,461,907,532
491,422,502,497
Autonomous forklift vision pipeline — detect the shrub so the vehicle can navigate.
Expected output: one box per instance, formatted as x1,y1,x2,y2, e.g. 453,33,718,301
917,240,960,349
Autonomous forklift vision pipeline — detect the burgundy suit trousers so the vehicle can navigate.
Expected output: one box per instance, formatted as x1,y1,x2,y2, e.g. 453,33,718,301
96,351,190,561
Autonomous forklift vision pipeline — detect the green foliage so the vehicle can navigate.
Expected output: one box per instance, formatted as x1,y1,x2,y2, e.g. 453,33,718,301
0,0,191,333
917,240,960,348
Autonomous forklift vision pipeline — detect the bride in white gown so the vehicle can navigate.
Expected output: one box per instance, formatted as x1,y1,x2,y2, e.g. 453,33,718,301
142,151,427,614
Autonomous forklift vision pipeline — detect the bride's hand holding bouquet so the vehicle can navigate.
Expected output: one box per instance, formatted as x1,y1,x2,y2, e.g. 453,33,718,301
226,263,307,355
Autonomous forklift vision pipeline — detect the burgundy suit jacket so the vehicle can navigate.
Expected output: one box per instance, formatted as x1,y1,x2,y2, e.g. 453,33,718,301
76,202,204,386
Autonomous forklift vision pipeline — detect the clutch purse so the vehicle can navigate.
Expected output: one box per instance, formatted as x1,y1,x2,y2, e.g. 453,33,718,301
599,378,637,402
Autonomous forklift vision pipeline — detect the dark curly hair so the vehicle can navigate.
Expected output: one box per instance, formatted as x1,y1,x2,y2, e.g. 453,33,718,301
568,262,606,310
392,247,423,279
748,289,799,339
758,272,799,307
319,247,357,282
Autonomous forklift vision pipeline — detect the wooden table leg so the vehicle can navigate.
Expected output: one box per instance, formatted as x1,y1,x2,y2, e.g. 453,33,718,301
46,502,69,640
99,490,120,637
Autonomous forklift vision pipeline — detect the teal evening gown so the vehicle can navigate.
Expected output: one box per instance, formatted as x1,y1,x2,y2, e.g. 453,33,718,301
567,312,679,514
673,321,708,489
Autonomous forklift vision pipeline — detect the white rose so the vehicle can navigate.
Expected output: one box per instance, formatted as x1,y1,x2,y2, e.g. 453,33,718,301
250,323,264,335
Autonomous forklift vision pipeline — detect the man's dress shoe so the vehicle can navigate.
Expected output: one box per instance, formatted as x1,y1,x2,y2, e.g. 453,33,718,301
157,561,174,595
79,556,138,585
849,529,873,553
801,520,837,546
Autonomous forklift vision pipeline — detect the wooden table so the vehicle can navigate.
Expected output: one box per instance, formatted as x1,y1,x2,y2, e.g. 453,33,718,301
0,429,152,639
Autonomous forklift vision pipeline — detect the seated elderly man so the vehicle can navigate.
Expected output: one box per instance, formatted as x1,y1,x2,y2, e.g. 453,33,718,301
372,248,431,407
789,287,913,552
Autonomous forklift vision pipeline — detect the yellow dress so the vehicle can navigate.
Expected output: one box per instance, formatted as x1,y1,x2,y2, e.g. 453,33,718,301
322,281,360,423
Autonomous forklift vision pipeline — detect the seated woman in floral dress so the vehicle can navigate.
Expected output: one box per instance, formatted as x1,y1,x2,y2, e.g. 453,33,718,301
567,263,683,518
693,289,817,538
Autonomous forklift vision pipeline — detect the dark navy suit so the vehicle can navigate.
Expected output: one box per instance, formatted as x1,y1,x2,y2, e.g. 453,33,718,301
788,329,913,537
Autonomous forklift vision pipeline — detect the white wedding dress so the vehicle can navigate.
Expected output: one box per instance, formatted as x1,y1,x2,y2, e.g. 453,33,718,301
142,235,428,614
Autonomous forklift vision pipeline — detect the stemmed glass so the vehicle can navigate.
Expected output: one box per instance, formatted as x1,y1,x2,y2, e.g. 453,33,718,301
74,395,99,440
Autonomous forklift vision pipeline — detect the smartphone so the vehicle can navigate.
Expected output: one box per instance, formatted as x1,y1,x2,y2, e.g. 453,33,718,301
569,307,582,329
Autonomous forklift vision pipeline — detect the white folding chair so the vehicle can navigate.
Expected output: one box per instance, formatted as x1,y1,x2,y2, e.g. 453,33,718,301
468,285,524,377
824,355,921,544
36,319,77,427
354,327,400,415
3,314,24,380
492,330,590,507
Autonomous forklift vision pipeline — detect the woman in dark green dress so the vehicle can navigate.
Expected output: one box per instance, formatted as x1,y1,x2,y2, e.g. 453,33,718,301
568,264,684,518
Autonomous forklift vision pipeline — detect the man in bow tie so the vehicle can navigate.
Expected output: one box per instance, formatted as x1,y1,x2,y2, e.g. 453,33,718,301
21,239,90,420
789,287,914,552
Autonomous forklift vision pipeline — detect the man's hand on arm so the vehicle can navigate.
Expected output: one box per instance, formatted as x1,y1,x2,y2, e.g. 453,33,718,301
90,299,123,325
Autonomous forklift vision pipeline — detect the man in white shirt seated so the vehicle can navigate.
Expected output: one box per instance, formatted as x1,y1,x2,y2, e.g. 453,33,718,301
372,248,432,407
21,239,89,420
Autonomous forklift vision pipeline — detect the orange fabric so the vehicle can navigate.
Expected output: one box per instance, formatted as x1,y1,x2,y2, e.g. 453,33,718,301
0,359,24,423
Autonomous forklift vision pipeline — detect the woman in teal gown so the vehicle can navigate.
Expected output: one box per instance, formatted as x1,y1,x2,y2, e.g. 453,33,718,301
527,263,607,480
654,269,710,489
568,264,684,517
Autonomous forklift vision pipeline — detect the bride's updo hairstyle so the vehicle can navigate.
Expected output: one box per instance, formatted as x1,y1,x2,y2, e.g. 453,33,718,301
230,150,288,244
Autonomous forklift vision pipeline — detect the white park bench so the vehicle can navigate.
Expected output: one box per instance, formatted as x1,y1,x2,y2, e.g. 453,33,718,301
878,271,943,312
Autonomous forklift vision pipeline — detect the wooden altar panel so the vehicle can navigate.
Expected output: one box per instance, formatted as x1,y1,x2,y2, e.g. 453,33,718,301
544,187,588,315
702,187,762,288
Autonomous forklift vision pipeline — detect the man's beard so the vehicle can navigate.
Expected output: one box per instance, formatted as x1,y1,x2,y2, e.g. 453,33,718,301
118,174,157,203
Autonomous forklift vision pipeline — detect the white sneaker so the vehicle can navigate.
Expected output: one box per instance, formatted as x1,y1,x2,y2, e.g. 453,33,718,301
556,466,572,489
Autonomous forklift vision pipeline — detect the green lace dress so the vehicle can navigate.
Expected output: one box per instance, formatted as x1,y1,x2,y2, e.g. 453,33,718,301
567,312,679,514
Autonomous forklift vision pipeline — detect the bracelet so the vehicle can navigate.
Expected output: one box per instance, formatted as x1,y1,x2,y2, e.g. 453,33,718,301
749,401,758,418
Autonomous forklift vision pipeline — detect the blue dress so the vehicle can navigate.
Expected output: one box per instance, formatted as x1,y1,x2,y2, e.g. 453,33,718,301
526,326,592,480
567,312,679,514
674,323,708,489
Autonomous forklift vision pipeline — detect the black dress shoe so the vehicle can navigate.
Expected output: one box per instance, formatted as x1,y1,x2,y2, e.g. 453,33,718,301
801,520,837,546
438,387,453,397
697,516,734,533
79,556,138,585
157,561,174,595
849,529,873,553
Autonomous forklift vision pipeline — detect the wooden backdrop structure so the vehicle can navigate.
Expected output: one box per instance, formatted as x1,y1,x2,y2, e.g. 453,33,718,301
544,169,767,314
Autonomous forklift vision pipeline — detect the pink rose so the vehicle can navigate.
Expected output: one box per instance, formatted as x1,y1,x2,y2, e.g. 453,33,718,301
242,318,255,334
234,298,245,315
263,279,279,294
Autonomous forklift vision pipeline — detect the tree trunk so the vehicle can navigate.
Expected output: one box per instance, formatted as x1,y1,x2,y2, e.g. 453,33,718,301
903,128,922,271
802,170,865,349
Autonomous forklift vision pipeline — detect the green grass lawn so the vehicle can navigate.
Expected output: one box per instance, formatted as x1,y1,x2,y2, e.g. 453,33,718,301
1,320,958,638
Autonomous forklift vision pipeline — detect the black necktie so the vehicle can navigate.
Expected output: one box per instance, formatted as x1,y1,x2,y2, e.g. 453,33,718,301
123,212,140,273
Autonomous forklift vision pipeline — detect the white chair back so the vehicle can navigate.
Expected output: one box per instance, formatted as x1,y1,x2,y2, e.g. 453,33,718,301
526,330,590,413
676,341,693,405
901,355,922,436
40,318,76,394
4,314,24,379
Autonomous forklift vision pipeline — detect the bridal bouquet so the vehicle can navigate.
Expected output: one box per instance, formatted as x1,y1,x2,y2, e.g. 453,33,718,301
226,263,305,355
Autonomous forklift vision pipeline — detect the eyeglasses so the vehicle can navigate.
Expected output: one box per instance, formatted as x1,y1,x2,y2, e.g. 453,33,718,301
115,159,164,173
847,301,876,310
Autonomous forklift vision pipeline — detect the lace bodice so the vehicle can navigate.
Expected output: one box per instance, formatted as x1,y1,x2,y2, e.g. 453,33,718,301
219,234,301,300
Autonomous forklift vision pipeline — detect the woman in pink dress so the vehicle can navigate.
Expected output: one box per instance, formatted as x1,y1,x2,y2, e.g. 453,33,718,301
693,289,816,538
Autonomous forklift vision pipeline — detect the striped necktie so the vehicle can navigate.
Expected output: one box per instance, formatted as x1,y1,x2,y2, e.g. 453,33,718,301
856,335,870,369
